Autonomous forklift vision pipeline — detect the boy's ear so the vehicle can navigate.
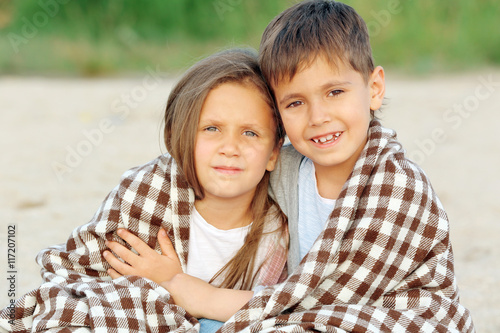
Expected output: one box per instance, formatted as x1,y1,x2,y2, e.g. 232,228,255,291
369,66,385,111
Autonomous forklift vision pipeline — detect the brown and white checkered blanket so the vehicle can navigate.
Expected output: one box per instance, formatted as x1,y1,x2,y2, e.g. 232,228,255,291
0,155,287,332
220,120,475,332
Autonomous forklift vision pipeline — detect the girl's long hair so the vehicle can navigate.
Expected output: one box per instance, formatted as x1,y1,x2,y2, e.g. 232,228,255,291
163,48,287,290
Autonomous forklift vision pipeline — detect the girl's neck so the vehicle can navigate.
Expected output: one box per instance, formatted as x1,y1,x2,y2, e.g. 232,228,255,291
194,194,253,230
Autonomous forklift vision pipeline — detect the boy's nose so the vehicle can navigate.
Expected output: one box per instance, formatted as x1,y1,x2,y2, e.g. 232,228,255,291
308,102,331,126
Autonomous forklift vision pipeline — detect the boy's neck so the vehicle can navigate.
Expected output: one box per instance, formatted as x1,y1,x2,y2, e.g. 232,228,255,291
194,195,253,230
314,162,352,200
313,135,368,200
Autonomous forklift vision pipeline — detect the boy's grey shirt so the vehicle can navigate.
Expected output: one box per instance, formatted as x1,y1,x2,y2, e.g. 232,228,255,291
269,143,304,274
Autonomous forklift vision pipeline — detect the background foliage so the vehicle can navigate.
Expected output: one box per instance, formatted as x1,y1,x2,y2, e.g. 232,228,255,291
1,0,499,76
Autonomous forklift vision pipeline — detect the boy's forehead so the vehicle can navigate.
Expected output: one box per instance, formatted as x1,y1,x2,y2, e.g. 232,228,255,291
271,54,347,88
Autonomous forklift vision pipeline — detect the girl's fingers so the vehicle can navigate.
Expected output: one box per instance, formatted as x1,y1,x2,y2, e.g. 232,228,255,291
158,228,178,259
107,267,123,279
116,229,153,256
103,248,134,275
105,239,139,266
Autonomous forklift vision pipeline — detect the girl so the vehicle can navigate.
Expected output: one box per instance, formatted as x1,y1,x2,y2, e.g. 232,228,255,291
1,49,288,332
103,47,289,318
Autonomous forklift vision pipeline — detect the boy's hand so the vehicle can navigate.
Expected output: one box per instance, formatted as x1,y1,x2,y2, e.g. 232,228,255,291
162,273,215,318
103,228,182,284
162,273,254,321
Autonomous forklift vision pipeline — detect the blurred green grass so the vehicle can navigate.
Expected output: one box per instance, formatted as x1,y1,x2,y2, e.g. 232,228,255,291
1,0,499,76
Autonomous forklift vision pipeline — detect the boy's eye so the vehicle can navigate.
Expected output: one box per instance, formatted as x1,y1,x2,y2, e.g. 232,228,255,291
328,89,344,96
286,101,303,108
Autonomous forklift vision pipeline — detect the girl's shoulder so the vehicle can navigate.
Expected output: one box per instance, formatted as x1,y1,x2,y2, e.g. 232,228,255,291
114,153,186,196
120,153,174,181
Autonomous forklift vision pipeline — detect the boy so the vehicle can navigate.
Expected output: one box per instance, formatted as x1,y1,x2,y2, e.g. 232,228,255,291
218,0,475,331
158,2,474,332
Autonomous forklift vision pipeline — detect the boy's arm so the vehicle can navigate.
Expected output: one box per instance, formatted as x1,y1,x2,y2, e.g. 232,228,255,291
162,273,254,321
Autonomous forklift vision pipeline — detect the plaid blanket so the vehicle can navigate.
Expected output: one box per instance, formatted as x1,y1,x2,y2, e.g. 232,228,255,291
0,155,287,332
220,120,475,332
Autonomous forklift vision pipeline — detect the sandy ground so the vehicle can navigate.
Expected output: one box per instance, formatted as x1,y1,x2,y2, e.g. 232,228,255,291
0,69,499,332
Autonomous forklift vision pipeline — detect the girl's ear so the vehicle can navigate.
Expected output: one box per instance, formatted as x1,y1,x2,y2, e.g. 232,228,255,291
369,66,385,111
266,140,283,172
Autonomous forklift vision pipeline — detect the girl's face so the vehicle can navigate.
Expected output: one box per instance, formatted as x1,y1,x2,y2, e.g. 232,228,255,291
194,82,279,203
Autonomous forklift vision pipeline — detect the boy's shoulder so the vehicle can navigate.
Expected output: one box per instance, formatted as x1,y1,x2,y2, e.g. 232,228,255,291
270,144,304,204
273,143,304,179
280,143,304,162
373,130,433,191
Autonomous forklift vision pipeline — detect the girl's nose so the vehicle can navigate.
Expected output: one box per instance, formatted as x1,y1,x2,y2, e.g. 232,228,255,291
219,133,240,157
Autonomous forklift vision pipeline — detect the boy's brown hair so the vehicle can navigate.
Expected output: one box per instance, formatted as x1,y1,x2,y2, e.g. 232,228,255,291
259,0,374,87
163,48,286,290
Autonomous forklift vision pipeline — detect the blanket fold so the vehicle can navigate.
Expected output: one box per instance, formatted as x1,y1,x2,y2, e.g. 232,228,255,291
221,120,474,332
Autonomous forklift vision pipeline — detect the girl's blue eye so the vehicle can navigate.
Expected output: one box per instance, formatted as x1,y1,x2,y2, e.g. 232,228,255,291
204,126,218,132
244,131,257,137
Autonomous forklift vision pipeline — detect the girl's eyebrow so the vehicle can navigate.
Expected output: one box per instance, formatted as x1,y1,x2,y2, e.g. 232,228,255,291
198,119,268,131
240,122,268,132
198,118,223,126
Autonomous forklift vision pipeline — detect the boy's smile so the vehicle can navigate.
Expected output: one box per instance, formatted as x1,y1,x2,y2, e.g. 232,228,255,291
310,131,342,145
273,56,385,196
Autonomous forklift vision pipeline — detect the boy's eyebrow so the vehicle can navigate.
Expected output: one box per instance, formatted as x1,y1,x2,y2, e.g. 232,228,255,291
320,80,353,89
278,93,303,106
278,80,353,106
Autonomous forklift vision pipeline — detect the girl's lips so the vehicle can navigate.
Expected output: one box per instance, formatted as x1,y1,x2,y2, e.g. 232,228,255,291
213,166,243,175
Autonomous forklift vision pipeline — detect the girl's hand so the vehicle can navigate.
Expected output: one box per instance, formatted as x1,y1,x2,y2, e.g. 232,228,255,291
103,228,182,284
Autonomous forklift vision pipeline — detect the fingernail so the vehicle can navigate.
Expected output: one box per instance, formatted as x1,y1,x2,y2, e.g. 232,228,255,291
160,228,166,236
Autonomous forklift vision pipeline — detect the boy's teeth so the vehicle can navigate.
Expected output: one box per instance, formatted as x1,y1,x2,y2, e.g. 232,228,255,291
312,132,342,144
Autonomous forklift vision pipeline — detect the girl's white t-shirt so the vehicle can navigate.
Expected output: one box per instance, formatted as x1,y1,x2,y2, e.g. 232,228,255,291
186,207,252,283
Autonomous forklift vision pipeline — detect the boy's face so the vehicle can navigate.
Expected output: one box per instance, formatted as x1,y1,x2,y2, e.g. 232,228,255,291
273,56,385,173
